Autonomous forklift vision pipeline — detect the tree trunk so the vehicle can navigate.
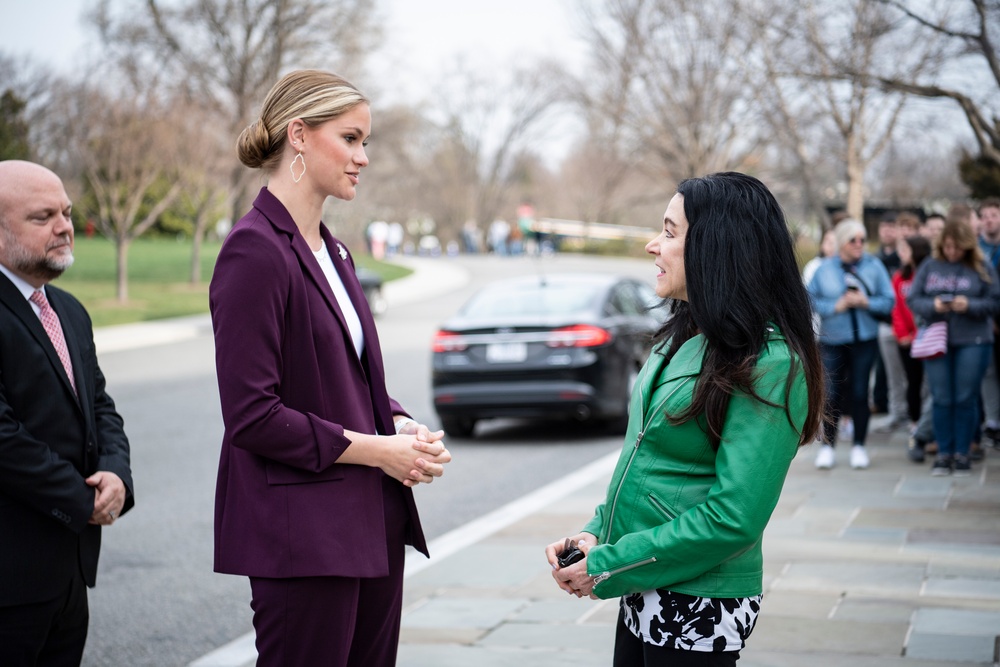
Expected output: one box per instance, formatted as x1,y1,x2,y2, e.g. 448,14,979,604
190,232,203,284
116,237,130,302
845,134,865,223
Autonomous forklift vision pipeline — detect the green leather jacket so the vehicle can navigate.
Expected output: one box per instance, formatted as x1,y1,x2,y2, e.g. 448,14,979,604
583,327,806,599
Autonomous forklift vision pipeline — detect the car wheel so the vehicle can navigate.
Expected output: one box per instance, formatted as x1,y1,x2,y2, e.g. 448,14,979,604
365,287,387,316
441,417,477,439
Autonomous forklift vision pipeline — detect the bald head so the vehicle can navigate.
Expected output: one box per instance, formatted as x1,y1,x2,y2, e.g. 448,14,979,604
0,161,65,221
0,160,74,287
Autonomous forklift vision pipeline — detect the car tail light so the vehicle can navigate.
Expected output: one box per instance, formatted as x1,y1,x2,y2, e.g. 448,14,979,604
432,331,469,352
546,325,613,348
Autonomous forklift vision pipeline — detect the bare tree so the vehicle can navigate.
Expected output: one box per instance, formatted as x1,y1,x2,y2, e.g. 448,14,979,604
872,0,1000,167
756,0,941,221
431,61,567,236
566,1,648,225
571,0,767,226
59,82,185,301
88,0,379,223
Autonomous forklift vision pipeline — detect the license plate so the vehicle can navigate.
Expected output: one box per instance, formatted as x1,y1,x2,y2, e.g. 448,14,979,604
485,342,527,363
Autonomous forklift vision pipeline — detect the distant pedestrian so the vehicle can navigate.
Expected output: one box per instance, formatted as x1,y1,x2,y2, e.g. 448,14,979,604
0,160,135,665
808,219,895,469
908,219,1000,476
892,234,933,461
546,172,824,666
922,213,946,241
873,215,904,424
976,198,1000,445
210,70,451,666
801,228,837,286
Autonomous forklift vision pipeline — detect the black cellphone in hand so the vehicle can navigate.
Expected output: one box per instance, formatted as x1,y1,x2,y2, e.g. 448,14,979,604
939,294,955,303
557,540,585,568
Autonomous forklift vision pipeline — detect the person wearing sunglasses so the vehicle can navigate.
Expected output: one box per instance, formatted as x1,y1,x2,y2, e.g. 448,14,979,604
807,219,895,469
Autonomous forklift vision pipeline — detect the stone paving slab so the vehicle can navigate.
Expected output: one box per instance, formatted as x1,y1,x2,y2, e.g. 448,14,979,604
922,577,1000,600
397,644,612,667
402,596,529,629
911,607,1000,637
834,598,917,624
905,632,996,663
741,651,989,667
478,622,615,652
758,589,840,620
771,562,928,597
855,507,1000,532
510,598,605,624
749,615,910,654
840,526,909,544
894,477,953,498
407,543,542,588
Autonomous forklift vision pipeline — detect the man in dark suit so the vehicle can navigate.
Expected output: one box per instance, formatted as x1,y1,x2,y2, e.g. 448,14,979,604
0,160,134,666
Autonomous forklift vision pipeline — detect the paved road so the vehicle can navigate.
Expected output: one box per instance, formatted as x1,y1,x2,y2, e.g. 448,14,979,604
80,253,655,666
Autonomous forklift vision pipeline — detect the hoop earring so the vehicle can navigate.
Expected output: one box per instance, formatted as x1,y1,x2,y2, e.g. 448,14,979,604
290,152,306,183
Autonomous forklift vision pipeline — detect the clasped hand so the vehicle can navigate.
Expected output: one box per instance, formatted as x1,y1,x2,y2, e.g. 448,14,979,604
545,532,598,598
389,423,451,487
87,470,126,526
837,289,868,311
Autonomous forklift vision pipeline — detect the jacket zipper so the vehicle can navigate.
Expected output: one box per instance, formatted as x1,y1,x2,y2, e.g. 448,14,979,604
602,376,692,544
647,493,676,520
594,556,657,585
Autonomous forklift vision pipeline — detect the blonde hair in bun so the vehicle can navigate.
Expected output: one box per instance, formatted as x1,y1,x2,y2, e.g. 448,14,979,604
236,70,369,171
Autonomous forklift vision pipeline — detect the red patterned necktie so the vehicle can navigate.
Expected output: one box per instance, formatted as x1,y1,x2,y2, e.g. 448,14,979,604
29,290,77,395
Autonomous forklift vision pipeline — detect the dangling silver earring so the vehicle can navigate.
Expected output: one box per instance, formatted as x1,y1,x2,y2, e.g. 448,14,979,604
290,152,306,183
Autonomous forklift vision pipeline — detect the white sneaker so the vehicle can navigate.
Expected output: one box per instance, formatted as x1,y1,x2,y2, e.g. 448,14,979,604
850,445,870,469
815,444,836,469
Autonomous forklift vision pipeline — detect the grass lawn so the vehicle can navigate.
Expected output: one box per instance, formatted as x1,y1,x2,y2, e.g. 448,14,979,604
57,237,411,328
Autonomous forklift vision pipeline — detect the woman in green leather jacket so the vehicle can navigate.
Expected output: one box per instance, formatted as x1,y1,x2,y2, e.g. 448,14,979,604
546,172,825,666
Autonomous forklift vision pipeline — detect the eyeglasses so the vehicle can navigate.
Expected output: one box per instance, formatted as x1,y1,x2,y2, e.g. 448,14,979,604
848,237,866,244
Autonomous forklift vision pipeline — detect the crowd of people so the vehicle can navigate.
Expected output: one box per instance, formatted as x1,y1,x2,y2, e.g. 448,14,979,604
805,199,1000,476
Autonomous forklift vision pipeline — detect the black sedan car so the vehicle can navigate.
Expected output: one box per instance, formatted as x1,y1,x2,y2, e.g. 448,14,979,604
431,273,663,438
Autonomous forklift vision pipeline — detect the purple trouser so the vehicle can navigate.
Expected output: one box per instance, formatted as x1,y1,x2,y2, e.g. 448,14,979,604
249,479,409,667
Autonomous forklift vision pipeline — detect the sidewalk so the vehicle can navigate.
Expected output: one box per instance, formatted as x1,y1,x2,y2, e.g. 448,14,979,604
194,419,999,667
394,421,999,667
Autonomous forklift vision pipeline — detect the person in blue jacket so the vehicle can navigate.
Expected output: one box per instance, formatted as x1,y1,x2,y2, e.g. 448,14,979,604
807,219,894,470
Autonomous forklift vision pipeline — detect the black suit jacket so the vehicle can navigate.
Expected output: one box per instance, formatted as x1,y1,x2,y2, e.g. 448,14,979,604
0,273,134,605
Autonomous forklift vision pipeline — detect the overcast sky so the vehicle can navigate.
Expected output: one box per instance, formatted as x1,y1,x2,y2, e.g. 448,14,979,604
0,0,588,91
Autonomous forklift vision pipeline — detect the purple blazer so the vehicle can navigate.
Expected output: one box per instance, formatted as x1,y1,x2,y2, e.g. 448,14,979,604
209,188,427,578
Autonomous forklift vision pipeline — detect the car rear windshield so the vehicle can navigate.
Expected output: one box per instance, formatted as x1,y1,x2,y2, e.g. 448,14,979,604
461,283,600,318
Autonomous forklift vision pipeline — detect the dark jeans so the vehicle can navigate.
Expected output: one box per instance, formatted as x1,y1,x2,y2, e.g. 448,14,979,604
613,608,740,667
873,347,888,412
821,339,880,446
924,343,991,458
897,343,924,423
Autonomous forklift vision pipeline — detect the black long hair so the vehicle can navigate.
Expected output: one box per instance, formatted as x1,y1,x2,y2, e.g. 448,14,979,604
899,234,931,280
652,172,824,447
